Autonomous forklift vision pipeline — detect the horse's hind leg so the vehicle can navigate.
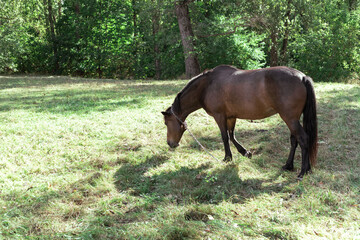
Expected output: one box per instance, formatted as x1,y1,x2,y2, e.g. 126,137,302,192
282,134,298,171
227,118,252,159
283,119,311,179
296,126,311,179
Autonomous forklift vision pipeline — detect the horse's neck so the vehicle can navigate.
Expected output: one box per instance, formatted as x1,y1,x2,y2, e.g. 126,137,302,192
179,79,206,120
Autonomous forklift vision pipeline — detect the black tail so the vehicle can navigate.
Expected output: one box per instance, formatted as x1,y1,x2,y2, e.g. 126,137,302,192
302,76,318,166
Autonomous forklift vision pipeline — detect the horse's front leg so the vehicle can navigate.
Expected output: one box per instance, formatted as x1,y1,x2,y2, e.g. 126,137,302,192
227,118,252,159
214,115,232,162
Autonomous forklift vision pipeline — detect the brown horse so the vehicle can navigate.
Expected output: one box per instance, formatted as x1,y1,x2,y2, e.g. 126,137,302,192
162,65,317,179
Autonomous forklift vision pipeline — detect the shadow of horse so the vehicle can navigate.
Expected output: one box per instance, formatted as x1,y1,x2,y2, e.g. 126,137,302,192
114,152,292,205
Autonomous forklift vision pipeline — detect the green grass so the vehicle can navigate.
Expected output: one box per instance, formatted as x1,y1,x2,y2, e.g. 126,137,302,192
0,75,359,239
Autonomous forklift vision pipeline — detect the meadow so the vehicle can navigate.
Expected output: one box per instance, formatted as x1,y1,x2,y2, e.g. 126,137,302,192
0,75,359,239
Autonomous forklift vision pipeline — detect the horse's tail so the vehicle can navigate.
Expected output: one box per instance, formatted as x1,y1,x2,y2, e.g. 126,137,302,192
302,76,318,167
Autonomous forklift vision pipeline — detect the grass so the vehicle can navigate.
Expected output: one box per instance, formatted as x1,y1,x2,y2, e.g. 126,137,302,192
0,75,359,239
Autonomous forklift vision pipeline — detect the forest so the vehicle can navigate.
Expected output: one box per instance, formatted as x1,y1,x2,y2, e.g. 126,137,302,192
1,1,360,239
1,0,359,81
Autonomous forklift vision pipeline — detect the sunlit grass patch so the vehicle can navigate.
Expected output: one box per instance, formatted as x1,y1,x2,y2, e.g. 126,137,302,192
0,76,359,239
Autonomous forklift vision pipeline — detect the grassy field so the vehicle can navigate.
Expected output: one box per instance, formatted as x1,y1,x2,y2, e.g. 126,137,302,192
0,75,359,239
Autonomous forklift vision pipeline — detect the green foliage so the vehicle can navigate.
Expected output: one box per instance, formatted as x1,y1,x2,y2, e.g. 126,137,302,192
0,0,45,72
134,0,185,79
198,31,266,70
289,0,360,81
55,0,134,78
0,0,359,81
190,1,266,70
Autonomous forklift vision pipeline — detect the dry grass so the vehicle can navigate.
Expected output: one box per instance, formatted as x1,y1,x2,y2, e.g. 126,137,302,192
0,75,359,239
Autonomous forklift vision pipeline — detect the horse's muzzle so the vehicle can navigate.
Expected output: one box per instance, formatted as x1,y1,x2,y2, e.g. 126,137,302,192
167,141,179,148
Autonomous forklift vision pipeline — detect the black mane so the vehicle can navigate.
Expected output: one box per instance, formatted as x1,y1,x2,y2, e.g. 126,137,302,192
171,70,210,114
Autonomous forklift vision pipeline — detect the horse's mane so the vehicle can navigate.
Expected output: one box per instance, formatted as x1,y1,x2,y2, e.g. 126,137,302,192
171,70,210,114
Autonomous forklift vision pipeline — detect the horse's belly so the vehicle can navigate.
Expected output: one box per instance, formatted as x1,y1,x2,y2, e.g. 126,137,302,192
236,108,277,120
228,103,277,120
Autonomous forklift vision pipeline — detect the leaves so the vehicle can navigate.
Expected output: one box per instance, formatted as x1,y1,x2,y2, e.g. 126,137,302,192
1,0,359,81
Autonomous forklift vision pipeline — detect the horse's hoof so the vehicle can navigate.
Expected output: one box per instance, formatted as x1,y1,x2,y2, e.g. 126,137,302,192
297,171,305,180
297,168,311,178
282,165,294,171
245,151,252,159
223,156,232,162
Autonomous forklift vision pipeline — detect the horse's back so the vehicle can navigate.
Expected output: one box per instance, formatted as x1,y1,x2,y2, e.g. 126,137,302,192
262,67,307,119
203,66,307,120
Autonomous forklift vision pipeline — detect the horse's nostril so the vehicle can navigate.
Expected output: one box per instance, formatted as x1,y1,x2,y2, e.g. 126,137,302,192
168,141,179,148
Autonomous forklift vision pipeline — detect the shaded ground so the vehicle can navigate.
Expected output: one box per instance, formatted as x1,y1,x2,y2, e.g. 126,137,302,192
0,76,359,239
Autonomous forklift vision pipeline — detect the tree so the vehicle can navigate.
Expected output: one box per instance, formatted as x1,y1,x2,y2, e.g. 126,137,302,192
56,0,134,78
0,0,48,73
152,0,161,79
237,0,303,66
1,0,359,81
0,0,21,72
44,0,60,73
289,0,360,81
174,0,200,78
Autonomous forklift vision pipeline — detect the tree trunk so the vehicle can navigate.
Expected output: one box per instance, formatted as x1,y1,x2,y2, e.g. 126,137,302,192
270,30,278,67
152,1,161,79
58,0,62,18
348,0,357,10
132,0,137,37
96,0,104,78
280,0,292,65
174,0,200,78
47,0,59,73
132,0,139,77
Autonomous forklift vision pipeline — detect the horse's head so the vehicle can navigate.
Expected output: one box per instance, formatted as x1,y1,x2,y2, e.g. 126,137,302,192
161,108,186,148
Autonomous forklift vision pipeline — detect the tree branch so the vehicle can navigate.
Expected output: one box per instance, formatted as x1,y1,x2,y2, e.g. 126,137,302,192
174,0,195,5
197,23,248,38
0,16,16,26
0,16,15,21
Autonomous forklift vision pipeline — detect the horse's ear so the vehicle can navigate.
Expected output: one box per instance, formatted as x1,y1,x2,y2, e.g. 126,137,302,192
162,111,171,116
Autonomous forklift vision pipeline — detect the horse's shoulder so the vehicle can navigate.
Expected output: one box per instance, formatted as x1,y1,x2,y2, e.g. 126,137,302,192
212,65,239,73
